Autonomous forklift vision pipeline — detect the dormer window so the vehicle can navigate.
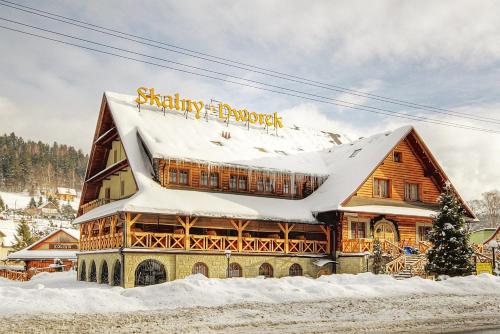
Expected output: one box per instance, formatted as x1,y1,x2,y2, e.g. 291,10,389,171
349,149,362,158
210,172,219,188
393,151,403,163
179,170,189,185
169,168,177,183
200,171,208,186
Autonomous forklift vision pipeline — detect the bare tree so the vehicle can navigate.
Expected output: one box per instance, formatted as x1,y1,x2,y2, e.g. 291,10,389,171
482,190,500,228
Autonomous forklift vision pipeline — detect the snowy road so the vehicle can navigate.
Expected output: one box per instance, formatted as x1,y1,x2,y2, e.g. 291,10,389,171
1,294,499,334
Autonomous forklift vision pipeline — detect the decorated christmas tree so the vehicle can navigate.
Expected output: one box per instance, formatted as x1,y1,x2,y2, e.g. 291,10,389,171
371,239,385,274
426,184,474,276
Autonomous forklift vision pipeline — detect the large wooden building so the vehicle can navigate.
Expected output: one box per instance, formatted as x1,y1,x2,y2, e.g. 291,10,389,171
75,90,475,287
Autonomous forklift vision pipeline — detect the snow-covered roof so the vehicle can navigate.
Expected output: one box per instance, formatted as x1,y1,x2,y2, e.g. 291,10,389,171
304,126,415,213
76,91,465,223
107,91,338,175
338,205,438,218
57,187,77,196
7,249,77,261
11,228,80,254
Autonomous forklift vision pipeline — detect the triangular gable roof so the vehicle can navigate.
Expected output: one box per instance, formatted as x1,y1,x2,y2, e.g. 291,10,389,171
25,228,79,251
306,126,475,219
38,201,58,209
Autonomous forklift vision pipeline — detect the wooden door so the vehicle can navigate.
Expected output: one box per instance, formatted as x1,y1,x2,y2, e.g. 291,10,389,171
374,221,396,242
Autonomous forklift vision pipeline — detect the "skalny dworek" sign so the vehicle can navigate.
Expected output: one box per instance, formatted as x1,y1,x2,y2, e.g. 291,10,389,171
135,87,284,128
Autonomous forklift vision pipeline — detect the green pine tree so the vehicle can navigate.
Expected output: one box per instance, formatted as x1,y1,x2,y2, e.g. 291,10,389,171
37,196,43,207
12,220,38,251
425,185,474,276
28,197,37,209
0,195,5,211
371,239,385,274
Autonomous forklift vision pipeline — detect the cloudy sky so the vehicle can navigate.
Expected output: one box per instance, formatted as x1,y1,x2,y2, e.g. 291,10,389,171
0,0,499,200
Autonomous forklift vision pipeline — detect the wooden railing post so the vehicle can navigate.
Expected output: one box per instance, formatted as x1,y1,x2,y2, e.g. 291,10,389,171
126,213,142,248
230,220,250,253
278,223,295,254
177,216,198,251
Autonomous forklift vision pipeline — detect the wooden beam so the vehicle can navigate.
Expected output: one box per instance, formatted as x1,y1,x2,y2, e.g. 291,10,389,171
319,225,331,254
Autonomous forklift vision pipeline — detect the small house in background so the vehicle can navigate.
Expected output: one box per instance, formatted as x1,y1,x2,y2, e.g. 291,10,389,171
56,187,77,202
37,201,59,217
7,228,79,271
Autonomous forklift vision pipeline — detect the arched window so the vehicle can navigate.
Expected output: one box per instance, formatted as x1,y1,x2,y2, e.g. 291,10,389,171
192,262,209,277
89,261,97,282
289,263,303,276
100,261,109,284
112,260,121,286
135,259,167,287
259,263,274,278
79,260,86,281
229,262,242,278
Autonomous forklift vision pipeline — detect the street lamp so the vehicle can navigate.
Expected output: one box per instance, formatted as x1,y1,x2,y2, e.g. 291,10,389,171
487,240,498,275
224,250,231,278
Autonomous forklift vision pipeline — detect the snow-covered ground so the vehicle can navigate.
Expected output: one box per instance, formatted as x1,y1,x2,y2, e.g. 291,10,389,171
0,272,499,333
0,271,499,315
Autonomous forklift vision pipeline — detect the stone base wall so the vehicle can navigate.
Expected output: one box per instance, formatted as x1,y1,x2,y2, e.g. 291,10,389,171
337,255,372,274
77,252,121,284
78,251,324,288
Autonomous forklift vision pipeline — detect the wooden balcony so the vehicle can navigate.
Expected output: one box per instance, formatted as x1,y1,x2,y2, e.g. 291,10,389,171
80,232,123,251
130,231,328,255
80,198,114,215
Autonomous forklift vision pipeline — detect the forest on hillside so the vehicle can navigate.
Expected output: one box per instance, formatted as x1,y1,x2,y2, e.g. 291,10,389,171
0,133,89,193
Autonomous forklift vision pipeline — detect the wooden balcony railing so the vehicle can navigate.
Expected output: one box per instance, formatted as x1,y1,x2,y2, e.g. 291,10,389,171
386,255,406,274
80,198,114,215
129,231,328,255
80,232,123,251
0,269,28,281
341,239,402,257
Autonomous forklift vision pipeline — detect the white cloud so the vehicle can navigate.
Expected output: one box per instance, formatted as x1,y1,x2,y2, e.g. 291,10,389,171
0,0,499,200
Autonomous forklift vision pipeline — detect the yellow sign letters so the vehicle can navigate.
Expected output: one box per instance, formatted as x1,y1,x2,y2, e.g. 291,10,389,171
135,87,283,129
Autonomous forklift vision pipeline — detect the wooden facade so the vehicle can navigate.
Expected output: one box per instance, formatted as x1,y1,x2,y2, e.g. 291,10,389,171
354,138,441,204
156,159,326,199
79,213,329,255
75,94,481,287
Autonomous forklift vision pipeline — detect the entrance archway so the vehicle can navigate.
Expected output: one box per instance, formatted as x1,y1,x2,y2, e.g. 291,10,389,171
101,261,109,284
112,260,121,286
135,259,167,286
89,261,97,282
374,220,397,242
79,260,86,281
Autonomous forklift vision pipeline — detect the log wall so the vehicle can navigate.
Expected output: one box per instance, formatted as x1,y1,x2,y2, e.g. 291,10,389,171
356,138,441,204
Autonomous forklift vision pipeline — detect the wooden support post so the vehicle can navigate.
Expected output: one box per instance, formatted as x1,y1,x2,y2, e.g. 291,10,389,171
177,216,198,251
79,223,84,250
126,212,142,247
230,220,250,252
319,225,331,254
279,223,295,254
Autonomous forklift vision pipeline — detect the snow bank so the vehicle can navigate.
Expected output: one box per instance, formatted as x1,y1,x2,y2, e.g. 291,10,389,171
1,271,499,315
